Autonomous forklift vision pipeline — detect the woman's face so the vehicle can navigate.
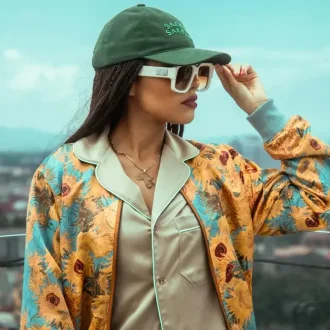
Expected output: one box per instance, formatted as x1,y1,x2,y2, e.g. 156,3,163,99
128,60,200,125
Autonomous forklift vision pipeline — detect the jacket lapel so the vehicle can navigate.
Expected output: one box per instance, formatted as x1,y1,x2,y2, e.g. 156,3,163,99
151,131,199,223
73,126,151,218
96,148,151,218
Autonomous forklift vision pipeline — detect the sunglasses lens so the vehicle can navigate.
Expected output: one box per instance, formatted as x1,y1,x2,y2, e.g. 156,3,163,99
175,66,193,91
197,66,210,90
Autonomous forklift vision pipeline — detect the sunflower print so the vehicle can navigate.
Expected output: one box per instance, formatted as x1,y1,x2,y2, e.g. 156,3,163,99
21,112,330,330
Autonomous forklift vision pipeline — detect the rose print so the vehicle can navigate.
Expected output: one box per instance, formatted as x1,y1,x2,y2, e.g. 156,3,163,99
310,139,321,150
305,217,320,227
219,151,229,166
215,243,227,258
229,149,238,160
74,259,84,274
46,293,60,306
225,263,235,283
62,183,71,197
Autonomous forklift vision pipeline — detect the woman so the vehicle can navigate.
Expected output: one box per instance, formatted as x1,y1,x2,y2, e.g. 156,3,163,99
21,5,329,330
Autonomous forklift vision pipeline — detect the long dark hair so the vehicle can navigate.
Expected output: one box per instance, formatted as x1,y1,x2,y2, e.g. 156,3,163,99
65,59,184,144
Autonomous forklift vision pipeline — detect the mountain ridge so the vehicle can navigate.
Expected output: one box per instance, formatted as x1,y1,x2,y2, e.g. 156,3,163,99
0,127,62,152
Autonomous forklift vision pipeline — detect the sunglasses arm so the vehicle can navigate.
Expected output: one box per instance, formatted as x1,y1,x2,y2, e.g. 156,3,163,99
138,66,177,79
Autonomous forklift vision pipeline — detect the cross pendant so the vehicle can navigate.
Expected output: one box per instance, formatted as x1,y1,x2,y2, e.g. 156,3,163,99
136,171,155,189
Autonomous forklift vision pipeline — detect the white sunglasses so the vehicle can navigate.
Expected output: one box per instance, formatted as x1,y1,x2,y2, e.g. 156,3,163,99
138,63,214,93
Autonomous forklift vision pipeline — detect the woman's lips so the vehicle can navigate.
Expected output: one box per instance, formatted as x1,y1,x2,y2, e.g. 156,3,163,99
182,101,197,108
182,94,198,108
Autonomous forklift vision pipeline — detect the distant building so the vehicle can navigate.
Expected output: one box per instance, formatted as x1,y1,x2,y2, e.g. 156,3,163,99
229,134,280,169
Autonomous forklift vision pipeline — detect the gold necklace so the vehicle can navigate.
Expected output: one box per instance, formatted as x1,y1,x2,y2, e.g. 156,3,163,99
109,139,161,189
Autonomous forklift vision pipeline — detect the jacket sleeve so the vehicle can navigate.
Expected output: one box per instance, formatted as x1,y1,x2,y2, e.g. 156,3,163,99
21,169,74,329
241,99,330,235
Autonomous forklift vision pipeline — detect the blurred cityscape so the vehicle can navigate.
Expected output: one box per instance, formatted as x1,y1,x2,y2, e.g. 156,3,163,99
0,133,329,329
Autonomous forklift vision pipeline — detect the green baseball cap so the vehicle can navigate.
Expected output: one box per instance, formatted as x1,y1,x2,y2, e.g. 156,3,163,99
92,4,231,69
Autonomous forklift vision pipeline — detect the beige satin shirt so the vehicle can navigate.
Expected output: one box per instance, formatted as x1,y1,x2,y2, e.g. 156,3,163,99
103,132,227,330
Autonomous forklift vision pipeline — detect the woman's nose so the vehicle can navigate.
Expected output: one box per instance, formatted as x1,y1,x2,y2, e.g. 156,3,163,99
191,74,200,90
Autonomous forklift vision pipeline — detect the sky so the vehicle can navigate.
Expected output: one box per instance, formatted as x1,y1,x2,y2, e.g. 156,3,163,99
1,0,330,141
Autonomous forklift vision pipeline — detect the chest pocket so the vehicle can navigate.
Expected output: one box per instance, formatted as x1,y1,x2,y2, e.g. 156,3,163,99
175,214,210,286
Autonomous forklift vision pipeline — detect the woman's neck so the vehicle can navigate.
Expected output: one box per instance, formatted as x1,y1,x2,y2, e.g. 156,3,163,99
110,112,166,163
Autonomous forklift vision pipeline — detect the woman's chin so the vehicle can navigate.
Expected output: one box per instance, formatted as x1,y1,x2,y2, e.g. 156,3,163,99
169,110,195,125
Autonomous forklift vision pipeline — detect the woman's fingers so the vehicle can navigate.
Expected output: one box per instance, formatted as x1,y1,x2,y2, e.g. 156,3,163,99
225,63,253,76
215,64,238,92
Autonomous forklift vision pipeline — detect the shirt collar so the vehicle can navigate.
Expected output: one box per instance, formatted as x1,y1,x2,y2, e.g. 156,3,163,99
72,125,199,165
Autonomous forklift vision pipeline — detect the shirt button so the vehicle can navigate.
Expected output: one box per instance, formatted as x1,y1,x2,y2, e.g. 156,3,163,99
159,278,167,285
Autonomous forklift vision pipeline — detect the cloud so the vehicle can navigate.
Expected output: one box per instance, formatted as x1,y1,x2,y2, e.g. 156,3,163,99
2,50,81,101
4,49,22,60
0,50,84,132
8,64,79,93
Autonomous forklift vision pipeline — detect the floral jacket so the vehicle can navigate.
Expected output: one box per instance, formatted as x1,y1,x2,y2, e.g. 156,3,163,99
21,100,330,329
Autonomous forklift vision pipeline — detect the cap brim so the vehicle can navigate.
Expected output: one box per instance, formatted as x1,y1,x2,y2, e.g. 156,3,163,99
143,48,231,65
